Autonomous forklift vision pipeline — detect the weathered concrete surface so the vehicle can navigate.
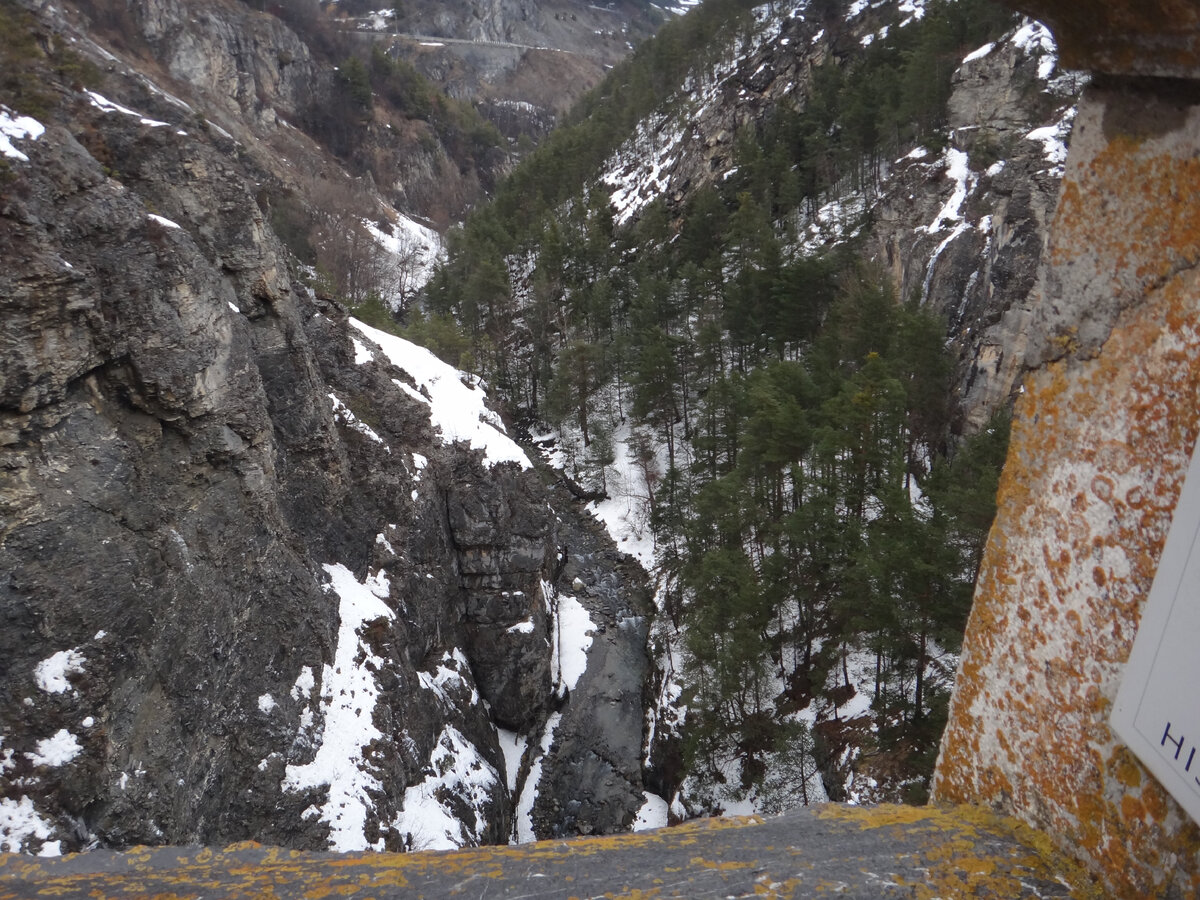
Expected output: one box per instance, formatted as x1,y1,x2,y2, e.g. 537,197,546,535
933,37,1200,900
0,804,1092,899
1007,0,1200,79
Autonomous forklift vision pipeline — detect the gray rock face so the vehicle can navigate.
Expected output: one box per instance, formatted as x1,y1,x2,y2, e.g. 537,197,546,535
1,100,340,849
599,6,1084,435
868,32,1086,433
63,0,508,227
446,462,556,731
132,0,318,130
0,0,652,855
529,492,653,838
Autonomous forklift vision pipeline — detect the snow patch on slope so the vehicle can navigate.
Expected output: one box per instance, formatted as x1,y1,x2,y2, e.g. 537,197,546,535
363,213,442,299
603,112,686,227
393,725,499,851
633,792,669,831
147,213,182,230
86,90,170,128
328,392,389,450
0,797,54,854
417,649,479,707
584,421,664,570
25,730,82,768
552,593,595,696
282,564,394,852
925,148,972,233
1025,106,1076,175
350,318,531,469
514,711,562,843
963,41,995,64
34,649,85,694
656,0,702,15
0,107,44,162
496,728,528,793
1012,20,1057,80
797,195,869,254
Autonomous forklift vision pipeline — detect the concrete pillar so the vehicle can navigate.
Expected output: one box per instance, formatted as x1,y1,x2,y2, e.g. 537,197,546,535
932,5,1200,896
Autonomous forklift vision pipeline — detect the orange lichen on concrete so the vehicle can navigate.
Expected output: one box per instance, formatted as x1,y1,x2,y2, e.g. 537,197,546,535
933,82,1200,897
1,806,1092,899
816,803,1096,899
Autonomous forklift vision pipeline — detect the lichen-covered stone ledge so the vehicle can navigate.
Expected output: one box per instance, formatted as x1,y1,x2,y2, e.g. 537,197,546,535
932,19,1200,900
0,804,1093,898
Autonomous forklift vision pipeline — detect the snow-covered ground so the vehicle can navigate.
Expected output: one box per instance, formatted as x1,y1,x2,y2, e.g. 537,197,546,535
632,791,669,830
364,213,443,303
514,711,562,843
86,90,170,128
0,796,56,856
33,649,86,695
496,727,528,794
552,592,595,697
586,422,665,571
350,318,532,469
655,0,702,15
281,564,396,852
394,725,499,851
0,106,44,162
25,731,82,769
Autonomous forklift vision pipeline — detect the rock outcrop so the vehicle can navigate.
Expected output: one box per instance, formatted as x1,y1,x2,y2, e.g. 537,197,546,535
868,28,1084,432
933,4,1200,897
597,1,1084,435
0,0,651,856
62,0,508,226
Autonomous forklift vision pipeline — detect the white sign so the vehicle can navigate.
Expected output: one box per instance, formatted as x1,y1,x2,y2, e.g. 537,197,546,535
1112,438,1200,825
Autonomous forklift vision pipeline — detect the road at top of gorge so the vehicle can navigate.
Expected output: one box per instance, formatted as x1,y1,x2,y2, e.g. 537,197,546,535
0,803,1096,899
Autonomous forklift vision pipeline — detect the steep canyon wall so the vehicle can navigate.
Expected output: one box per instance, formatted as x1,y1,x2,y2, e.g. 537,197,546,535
0,0,651,855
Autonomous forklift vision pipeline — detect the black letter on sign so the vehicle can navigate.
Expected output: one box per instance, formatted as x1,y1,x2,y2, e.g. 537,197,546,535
1162,722,1186,760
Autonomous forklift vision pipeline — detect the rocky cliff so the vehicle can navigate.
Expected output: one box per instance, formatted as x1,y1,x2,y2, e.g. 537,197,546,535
597,0,1084,435
0,0,651,856
345,0,669,146
933,2,1200,897
60,0,511,227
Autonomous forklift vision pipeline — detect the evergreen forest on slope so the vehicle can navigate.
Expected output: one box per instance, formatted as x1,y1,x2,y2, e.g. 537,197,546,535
384,0,1018,808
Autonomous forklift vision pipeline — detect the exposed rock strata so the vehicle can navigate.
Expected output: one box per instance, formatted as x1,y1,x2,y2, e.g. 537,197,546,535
0,1,651,854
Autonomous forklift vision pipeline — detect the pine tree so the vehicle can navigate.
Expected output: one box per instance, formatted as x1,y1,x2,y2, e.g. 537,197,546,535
632,327,681,468
545,339,605,446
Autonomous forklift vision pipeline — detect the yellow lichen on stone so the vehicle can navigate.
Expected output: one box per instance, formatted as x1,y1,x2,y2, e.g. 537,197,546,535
817,803,1097,898
933,80,1200,897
